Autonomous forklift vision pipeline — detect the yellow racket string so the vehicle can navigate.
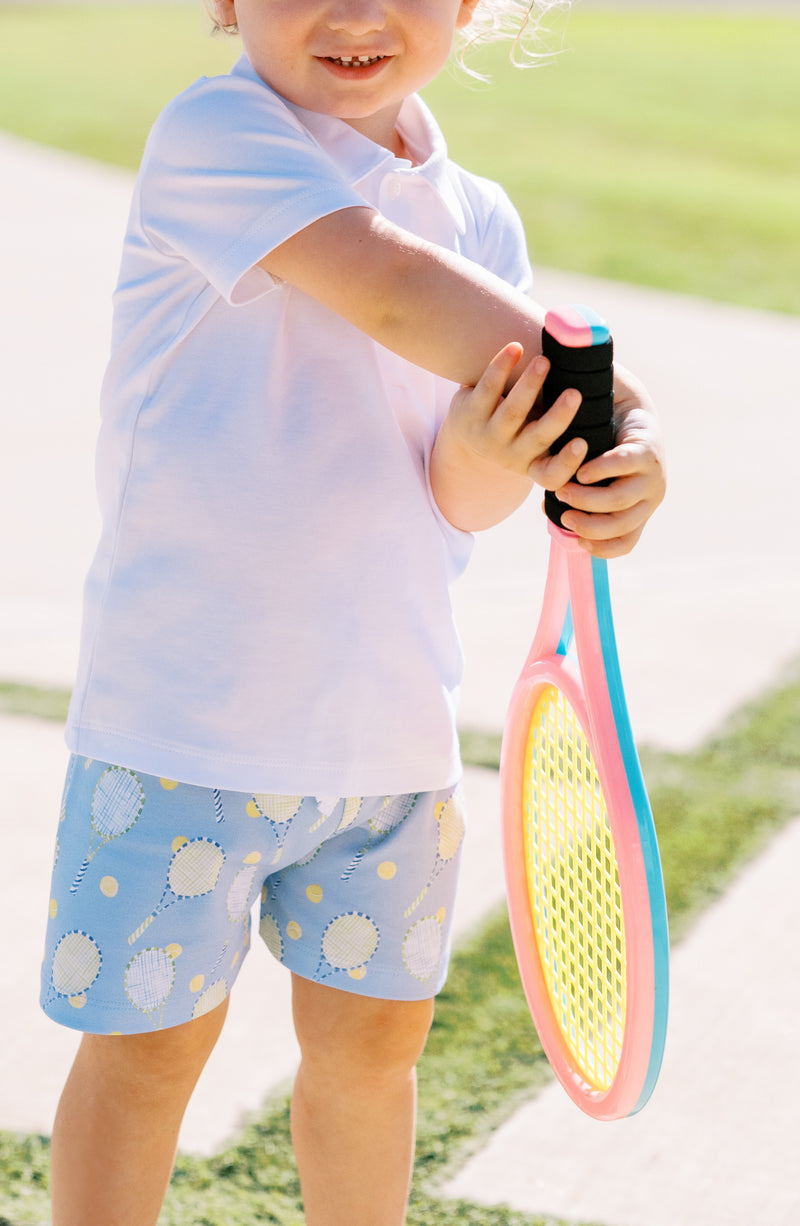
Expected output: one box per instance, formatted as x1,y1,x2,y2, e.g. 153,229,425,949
523,684,626,1090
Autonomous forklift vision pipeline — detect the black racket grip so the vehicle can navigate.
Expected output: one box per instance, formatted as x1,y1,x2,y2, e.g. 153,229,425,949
541,308,615,527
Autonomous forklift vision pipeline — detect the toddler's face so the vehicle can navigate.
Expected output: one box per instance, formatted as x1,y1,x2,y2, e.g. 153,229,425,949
215,0,479,152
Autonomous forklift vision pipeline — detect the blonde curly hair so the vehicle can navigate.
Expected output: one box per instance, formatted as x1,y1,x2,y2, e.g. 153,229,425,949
458,0,572,69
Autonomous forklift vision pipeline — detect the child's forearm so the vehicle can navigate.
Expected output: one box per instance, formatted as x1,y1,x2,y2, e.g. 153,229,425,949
261,207,546,386
263,207,665,551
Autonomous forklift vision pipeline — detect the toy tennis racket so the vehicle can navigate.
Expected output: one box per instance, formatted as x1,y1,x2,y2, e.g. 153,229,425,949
500,305,669,1120
403,793,463,916
125,947,177,1027
70,766,145,894
128,836,225,945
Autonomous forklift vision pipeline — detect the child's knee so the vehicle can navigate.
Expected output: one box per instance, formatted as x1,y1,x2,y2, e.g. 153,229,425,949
292,977,434,1081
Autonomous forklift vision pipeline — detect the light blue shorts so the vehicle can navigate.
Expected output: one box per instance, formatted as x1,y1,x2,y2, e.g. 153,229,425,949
40,755,466,1034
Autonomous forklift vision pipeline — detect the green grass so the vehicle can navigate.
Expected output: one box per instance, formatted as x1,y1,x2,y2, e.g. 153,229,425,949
0,682,71,723
2,667,799,1224
0,7,798,311
425,12,800,312
0,4,239,169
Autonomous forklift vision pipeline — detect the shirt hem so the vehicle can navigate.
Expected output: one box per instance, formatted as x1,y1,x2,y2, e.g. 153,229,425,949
65,721,463,798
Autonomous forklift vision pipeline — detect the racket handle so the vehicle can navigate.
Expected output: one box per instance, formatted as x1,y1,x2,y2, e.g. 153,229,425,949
128,913,155,945
70,858,90,895
541,305,615,527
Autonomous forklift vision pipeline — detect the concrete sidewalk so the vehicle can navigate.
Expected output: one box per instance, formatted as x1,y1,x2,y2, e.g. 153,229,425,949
2,129,800,1218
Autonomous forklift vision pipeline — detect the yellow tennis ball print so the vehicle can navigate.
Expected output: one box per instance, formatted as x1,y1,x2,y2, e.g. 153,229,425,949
100,875,119,898
340,794,417,883
306,883,324,903
160,779,179,790
377,861,396,880
287,921,302,941
190,974,205,993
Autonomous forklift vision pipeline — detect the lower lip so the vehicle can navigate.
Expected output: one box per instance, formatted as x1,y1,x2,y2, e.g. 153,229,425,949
317,57,391,81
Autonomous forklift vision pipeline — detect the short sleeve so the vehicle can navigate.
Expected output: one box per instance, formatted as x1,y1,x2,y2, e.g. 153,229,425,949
478,183,534,295
137,69,373,304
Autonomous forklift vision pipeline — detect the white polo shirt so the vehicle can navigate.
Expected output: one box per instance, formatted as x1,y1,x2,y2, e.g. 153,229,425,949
66,55,533,796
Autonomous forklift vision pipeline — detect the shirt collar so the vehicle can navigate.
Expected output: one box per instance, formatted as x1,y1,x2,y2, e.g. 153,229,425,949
230,55,466,234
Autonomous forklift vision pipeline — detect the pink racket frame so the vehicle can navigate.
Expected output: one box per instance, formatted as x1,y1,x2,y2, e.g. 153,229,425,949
501,522,664,1120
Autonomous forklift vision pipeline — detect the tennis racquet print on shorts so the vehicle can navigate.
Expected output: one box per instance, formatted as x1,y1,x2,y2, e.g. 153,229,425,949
41,756,466,1034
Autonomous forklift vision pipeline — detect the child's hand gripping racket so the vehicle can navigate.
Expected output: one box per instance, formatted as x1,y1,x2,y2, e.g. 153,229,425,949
500,305,669,1121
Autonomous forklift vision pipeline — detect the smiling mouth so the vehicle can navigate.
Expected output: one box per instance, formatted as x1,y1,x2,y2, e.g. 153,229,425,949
324,54,387,68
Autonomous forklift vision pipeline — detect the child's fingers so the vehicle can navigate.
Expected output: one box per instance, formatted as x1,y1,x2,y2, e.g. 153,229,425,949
577,525,646,559
478,352,587,455
555,469,644,516
467,342,525,417
570,440,647,487
511,383,590,487
528,435,589,490
490,353,550,431
558,496,650,538
560,444,666,517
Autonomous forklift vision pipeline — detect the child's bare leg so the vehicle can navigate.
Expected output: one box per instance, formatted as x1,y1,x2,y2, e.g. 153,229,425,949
50,997,229,1226
290,975,434,1226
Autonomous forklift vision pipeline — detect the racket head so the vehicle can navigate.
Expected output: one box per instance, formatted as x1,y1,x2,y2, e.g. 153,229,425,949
500,532,668,1120
321,911,380,973
91,766,145,839
124,947,176,1014
51,930,102,998
167,837,225,898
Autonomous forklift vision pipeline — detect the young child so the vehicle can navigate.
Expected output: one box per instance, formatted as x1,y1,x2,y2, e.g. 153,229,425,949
41,0,665,1222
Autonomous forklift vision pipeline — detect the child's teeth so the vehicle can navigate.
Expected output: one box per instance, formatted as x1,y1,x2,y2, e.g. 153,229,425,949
331,54,381,66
